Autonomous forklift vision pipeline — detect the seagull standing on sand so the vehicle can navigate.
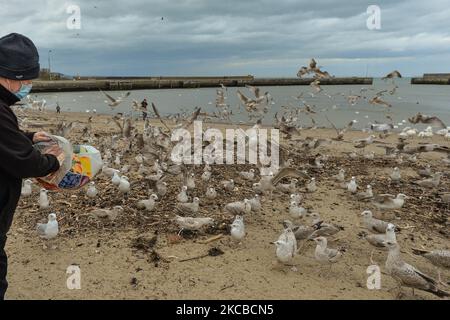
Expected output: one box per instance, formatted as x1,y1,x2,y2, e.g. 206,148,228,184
361,210,391,233
37,213,58,240
177,197,200,215
21,179,33,197
306,178,317,193
333,169,345,183
390,167,401,183
384,241,449,298
289,201,307,220
414,172,442,188
118,176,130,194
312,236,343,269
137,194,158,211
249,194,261,212
225,199,251,215
86,181,98,198
174,215,214,233
412,248,450,285
39,189,49,210
364,223,397,262
356,185,373,201
206,187,217,199
177,186,189,203
111,171,121,186
347,177,358,194
230,215,245,242
372,194,407,210
272,227,297,265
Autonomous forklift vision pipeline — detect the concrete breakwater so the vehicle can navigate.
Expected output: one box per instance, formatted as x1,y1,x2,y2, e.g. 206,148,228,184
31,77,373,93
411,73,450,84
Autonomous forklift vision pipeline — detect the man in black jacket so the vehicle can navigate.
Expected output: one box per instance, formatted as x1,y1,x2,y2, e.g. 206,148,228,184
0,33,61,300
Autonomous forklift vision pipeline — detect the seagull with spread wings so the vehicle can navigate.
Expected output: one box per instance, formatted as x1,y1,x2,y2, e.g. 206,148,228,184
100,89,131,108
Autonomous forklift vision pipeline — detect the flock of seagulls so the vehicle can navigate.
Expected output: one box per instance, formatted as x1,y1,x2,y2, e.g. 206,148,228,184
14,59,450,299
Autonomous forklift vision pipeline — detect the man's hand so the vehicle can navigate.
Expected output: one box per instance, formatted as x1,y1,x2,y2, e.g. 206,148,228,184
33,131,52,143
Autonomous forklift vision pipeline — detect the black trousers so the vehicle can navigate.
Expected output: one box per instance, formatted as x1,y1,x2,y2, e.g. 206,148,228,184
0,190,15,300
0,235,7,300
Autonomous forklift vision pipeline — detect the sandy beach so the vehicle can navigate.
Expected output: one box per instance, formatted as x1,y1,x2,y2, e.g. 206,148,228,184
5,109,449,300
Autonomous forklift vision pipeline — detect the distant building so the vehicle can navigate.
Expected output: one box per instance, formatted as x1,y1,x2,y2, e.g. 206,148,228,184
38,68,73,80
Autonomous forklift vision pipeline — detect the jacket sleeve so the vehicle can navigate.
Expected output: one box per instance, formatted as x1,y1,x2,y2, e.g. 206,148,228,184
0,110,60,179
23,131,36,142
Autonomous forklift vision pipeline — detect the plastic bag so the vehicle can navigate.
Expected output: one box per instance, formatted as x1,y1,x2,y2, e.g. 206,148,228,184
34,135,103,191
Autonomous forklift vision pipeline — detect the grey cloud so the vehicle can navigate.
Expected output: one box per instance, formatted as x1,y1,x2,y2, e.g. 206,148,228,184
1,0,449,77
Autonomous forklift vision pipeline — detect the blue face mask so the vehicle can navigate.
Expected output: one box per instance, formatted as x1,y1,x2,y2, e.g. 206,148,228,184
14,83,32,100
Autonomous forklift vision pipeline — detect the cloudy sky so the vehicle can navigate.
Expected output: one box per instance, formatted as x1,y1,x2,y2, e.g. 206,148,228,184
1,0,450,77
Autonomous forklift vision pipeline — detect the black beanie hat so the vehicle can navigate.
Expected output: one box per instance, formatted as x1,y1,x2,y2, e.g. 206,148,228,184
0,33,40,80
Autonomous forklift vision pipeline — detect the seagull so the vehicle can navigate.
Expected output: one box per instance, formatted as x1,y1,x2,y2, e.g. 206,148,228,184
156,181,168,197
111,171,121,186
36,213,58,240
206,187,217,200
272,227,297,265
278,179,298,194
230,215,245,242
384,241,449,298
225,199,251,215
283,220,320,240
371,123,394,132
333,169,345,183
312,236,343,268
354,135,376,148
417,165,432,178
114,154,121,167
118,176,130,194
361,210,392,233
372,194,407,210
137,194,158,211
248,194,262,212
356,185,374,201
382,70,402,80
177,186,189,203
201,170,211,182
369,96,392,108
390,167,402,183
408,113,446,129
364,223,397,262
21,179,33,197
185,173,196,190
308,213,343,238
290,193,303,204
297,66,309,78
221,179,235,192
39,189,50,210
177,197,200,215
347,176,358,194
239,169,255,181
289,201,307,220
174,215,214,233
412,248,450,285
89,206,124,221
310,80,322,93
306,178,317,193
100,90,131,108
86,181,98,198
414,172,442,188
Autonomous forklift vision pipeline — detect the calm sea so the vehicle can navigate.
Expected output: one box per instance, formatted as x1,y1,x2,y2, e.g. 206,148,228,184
29,78,450,130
